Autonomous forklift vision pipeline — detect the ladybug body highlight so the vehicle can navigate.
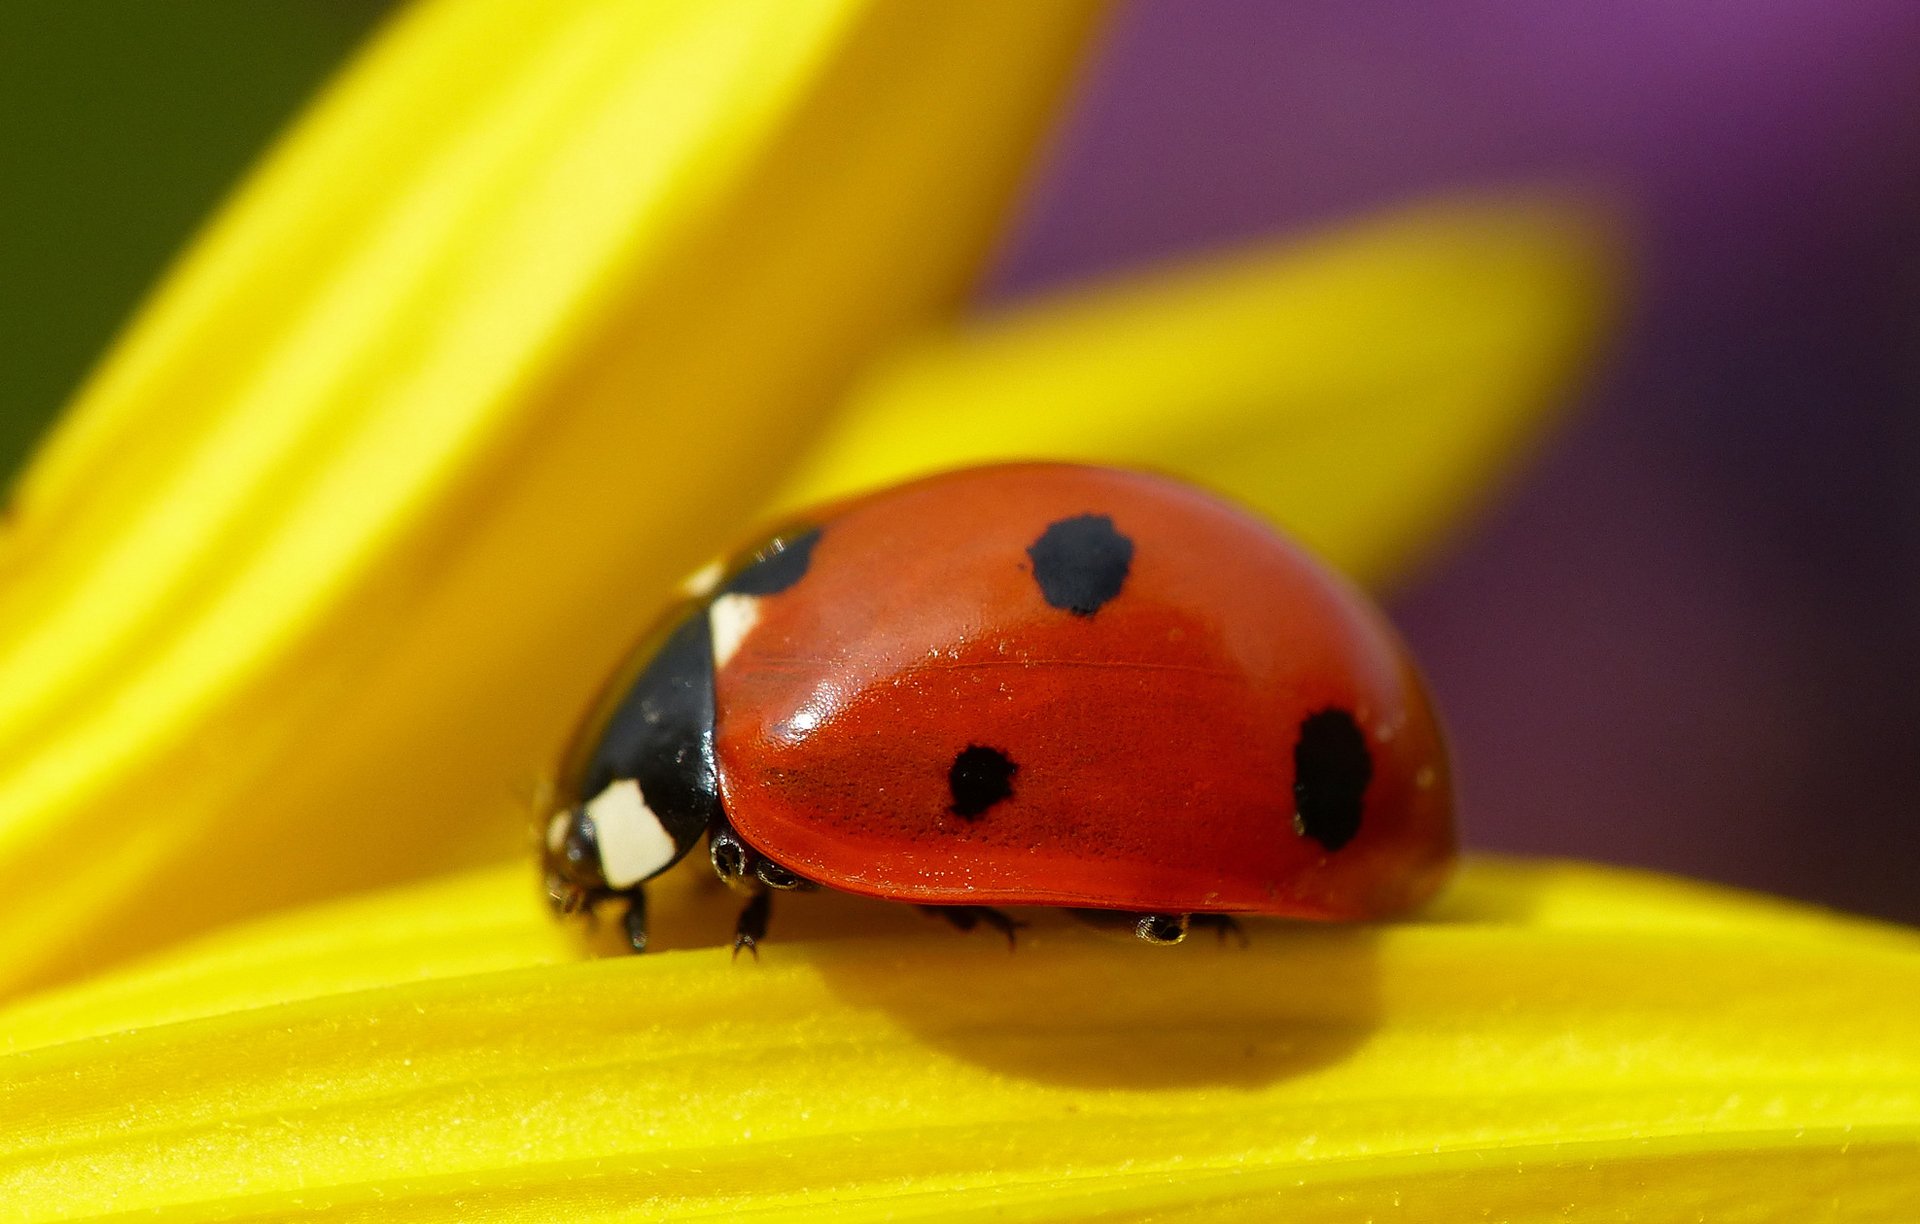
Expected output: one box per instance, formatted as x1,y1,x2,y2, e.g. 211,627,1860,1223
544,464,1454,953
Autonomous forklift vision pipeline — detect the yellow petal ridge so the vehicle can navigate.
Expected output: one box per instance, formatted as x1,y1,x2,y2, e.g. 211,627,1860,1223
774,195,1618,588
1,857,1913,1219
0,0,1102,999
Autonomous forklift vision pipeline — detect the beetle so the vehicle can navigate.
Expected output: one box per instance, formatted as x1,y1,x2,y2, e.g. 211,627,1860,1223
542,463,1454,954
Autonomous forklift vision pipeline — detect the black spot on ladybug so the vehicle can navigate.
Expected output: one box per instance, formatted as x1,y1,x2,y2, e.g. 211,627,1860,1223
724,527,821,596
1026,513,1134,616
1292,708,1372,851
948,745,1018,819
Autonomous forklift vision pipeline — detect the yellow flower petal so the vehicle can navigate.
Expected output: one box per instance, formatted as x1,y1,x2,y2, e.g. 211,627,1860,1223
774,196,1615,587
0,0,1100,999
2,858,1914,1219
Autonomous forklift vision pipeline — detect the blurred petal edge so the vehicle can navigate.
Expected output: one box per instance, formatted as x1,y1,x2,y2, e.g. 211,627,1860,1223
0,0,1104,999
779,194,1620,588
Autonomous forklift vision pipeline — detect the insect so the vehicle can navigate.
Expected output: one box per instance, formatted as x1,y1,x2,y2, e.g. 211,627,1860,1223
542,463,1454,954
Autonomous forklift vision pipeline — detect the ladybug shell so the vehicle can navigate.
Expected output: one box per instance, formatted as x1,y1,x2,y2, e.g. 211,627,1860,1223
711,464,1454,919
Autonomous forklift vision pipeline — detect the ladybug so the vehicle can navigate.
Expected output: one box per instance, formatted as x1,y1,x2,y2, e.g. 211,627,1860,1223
542,463,1454,954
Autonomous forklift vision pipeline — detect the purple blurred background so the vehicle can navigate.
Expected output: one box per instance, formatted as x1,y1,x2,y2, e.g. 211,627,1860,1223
992,1,1920,922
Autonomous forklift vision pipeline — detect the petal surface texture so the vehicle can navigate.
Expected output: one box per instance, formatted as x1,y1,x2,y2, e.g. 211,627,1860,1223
0,0,1101,997
1,858,1915,1220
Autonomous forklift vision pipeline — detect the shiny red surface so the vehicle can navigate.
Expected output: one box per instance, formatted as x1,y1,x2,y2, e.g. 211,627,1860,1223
714,464,1454,918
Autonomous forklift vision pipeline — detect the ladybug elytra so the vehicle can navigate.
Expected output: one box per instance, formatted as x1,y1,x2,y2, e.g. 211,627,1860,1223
543,463,1455,953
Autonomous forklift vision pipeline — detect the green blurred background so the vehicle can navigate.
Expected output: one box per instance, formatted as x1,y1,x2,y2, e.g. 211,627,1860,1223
0,1,390,479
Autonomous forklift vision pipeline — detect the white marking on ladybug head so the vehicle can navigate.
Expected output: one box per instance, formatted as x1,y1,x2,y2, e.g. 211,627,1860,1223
544,811,570,854
585,779,678,888
679,559,725,598
708,592,762,669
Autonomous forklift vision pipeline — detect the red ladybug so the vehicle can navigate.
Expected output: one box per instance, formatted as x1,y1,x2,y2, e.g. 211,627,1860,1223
543,463,1454,953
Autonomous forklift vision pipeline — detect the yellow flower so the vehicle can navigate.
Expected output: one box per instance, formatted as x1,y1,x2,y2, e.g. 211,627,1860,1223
4,1,1913,1219
5,861,1918,1217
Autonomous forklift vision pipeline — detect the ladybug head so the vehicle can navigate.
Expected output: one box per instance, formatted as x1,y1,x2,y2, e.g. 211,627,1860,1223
542,803,607,914
541,773,707,916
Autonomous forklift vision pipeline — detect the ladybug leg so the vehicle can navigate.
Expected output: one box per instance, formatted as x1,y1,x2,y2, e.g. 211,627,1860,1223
544,871,608,918
918,905,1025,949
971,907,1024,950
1131,913,1189,945
752,858,815,892
920,904,978,933
621,888,650,954
707,815,809,957
732,888,772,960
1068,909,1191,945
709,817,814,892
709,822,753,888
1187,913,1249,947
